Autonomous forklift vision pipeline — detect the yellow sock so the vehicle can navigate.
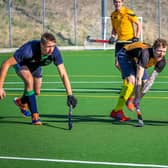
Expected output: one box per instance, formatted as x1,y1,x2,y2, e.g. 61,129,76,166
114,82,134,111
128,90,134,99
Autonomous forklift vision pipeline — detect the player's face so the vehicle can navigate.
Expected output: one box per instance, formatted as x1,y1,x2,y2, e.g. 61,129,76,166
153,46,167,62
113,0,123,11
41,41,56,55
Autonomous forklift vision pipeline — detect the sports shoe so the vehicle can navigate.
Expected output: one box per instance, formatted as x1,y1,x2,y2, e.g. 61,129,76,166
14,97,31,117
110,109,130,121
32,113,42,125
126,97,135,111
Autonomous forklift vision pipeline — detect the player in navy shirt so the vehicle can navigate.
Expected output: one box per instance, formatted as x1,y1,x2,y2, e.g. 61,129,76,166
0,32,77,125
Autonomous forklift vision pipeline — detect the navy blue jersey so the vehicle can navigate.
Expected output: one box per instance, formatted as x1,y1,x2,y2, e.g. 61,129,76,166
14,40,63,69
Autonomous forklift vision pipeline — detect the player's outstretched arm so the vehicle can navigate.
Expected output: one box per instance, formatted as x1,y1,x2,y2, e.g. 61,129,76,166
133,19,142,41
0,57,17,99
0,88,6,100
57,63,72,95
141,70,158,97
57,63,77,108
134,65,145,110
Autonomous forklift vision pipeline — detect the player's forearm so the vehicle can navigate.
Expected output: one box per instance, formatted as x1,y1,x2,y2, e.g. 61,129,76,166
111,29,116,37
57,64,73,96
135,77,142,102
134,68,143,110
135,84,141,100
135,21,142,38
0,62,10,88
134,84,141,110
135,27,141,38
141,70,158,96
59,67,72,95
0,57,16,88
62,75,72,96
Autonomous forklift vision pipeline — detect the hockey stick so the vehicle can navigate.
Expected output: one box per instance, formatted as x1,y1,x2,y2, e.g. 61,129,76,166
68,105,73,130
86,35,109,43
86,35,132,44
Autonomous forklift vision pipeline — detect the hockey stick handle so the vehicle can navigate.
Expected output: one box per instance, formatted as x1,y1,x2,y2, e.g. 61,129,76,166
87,36,109,43
68,105,73,130
86,36,132,44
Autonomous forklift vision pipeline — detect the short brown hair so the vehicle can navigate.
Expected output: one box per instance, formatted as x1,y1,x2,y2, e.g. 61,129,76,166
153,38,168,49
113,0,124,3
41,32,56,44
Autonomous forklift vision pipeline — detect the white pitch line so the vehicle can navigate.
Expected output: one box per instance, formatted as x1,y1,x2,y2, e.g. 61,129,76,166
0,156,168,168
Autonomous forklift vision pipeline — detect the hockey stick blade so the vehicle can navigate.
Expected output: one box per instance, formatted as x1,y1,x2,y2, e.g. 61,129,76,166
68,105,73,130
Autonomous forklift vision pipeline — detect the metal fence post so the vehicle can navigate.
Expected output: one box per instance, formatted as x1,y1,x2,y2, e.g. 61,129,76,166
74,0,78,46
42,0,46,33
158,0,161,38
8,0,12,48
130,0,134,10
101,0,107,40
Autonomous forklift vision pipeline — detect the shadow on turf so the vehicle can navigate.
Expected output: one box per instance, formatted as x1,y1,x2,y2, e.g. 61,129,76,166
112,119,168,127
40,114,168,127
0,116,32,125
1,115,168,128
0,115,69,128
0,116,69,129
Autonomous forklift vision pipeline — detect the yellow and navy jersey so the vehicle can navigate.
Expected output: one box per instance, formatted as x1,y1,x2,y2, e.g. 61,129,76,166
111,6,138,41
123,42,166,73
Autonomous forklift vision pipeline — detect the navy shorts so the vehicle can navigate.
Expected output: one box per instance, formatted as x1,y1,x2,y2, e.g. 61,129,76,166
117,49,148,80
13,64,42,78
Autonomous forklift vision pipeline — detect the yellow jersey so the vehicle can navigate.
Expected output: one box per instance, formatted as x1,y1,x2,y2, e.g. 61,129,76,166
111,6,138,41
124,42,150,51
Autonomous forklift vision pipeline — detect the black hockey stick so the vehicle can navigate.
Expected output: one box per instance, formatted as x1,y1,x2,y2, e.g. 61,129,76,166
86,36,110,43
68,105,73,130
86,35,132,44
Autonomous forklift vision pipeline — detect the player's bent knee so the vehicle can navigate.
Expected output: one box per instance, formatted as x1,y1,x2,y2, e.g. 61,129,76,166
127,75,135,84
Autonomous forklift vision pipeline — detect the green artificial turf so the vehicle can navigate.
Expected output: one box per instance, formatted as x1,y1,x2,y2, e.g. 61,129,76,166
0,50,168,168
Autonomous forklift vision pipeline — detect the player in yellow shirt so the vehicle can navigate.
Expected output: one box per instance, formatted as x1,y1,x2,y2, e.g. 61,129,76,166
110,39,167,123
110,0,142,66
109,0,148,112
111,2,140,41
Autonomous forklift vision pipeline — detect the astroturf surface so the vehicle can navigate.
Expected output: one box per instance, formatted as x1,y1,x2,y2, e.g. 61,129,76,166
0,50,168,168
